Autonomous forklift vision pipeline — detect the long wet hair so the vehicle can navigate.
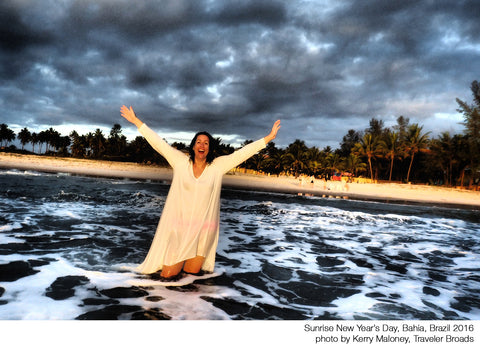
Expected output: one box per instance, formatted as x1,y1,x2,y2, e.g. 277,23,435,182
189,131,216,164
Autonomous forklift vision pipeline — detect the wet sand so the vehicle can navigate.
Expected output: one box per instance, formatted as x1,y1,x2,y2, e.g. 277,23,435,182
1,152,479,209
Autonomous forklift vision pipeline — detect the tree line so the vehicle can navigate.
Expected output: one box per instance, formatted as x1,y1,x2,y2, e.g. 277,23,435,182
1,81,479,188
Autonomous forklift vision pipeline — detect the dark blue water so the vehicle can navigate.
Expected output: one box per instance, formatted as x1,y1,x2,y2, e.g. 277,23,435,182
0,169,479,319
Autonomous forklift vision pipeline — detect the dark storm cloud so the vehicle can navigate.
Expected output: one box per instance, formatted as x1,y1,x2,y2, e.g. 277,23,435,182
1,0,479,148
0,4,49,53
213,0,287,26
0,2,53,80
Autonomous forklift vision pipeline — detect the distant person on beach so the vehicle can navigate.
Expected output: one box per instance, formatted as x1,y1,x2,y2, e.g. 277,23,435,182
120,105,281,279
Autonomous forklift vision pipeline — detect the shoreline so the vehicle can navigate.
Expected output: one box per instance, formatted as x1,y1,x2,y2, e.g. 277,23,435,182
1,152,480,210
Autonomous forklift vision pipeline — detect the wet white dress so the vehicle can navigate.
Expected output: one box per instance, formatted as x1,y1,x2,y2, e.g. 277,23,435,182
136,124,266,273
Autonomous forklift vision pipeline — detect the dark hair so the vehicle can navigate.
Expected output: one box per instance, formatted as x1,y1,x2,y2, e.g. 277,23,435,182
189,131,216,164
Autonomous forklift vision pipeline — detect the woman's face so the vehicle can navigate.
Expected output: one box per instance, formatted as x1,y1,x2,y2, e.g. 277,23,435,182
193,134,210,161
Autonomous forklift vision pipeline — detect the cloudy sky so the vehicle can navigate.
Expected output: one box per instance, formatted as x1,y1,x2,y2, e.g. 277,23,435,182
1,0,479,149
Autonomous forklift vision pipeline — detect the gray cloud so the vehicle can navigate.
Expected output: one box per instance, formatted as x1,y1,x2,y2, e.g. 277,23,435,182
1,0,479,148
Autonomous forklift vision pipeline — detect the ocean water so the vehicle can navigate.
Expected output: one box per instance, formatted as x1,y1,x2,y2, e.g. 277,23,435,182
0,169,479,320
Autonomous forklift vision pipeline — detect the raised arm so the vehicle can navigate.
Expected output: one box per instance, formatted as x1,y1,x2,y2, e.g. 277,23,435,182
120,105,186,167
216,119,281,173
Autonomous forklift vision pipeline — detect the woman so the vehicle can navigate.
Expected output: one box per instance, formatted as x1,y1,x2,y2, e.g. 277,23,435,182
120,105,281,279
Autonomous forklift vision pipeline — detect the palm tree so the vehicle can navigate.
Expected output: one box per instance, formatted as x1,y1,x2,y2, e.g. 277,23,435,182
456,80,480,187
283,139,309,177
326,152,342,175
54,136,71,156
404,124,430,182
393,115,410,142
70,131,83,158
46,127,61,154
379,131,401,181
30,132,38,153
18,127,32,151
430,132,470,186
306,146,324,176
37,130,49,153
250,153,267,171
342,153,366,176
107,124,127,157
339,129,362,157
264,150,287,176
91,129,106,158
353,133,381,180
0,123,16,147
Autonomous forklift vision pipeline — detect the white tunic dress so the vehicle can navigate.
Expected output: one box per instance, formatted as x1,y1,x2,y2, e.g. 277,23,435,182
136,124,266,274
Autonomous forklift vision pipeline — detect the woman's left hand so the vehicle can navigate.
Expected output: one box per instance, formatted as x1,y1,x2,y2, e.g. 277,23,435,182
264,120,281,143
120,105,144,128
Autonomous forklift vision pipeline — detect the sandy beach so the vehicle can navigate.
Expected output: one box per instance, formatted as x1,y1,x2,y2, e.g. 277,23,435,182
1,152,479,209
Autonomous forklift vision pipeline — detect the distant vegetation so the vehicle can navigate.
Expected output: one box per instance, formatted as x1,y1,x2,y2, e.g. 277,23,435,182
1,81,479,188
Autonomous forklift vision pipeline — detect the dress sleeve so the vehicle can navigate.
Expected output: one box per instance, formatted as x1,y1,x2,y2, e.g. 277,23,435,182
214,138,266,174
138,123,187,168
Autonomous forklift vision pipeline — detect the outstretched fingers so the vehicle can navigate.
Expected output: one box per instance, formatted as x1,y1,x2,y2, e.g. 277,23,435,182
271,119,281,139
120,105,134,120
120,105,144,128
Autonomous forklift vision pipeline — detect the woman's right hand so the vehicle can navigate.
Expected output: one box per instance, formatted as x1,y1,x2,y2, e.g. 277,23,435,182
120,105,143,128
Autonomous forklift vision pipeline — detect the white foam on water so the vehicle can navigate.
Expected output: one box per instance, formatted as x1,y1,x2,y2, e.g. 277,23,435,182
393,279,426,307
331,293,379,319
0,257,87,319
233,280,282,307
0,222,23,233
0,222,24,244
0,255,229,319
0,169,46,177
2,171,479,320
149,287,233,320
453,252,480,269
127,270,224,287
2,241,256,320
220,197,480,317
106,265,238,319
51,208,82,220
